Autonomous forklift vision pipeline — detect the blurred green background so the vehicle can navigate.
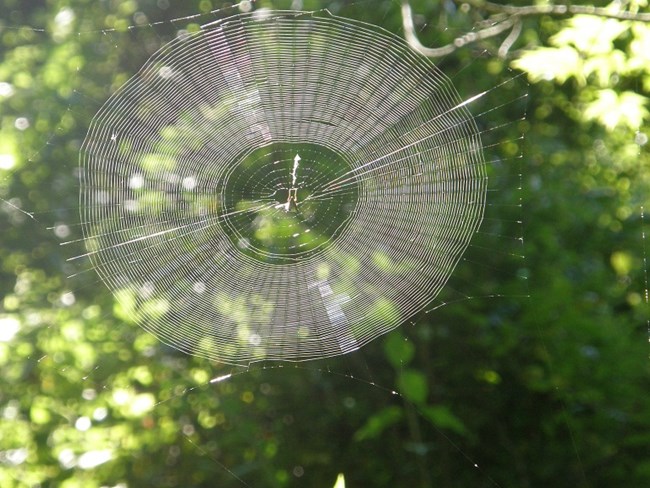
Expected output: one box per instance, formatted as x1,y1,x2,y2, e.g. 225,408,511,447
1,0,648,487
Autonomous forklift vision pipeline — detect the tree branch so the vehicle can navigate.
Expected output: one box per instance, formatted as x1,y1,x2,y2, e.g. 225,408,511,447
498,15,521,58
401,0,515,58
402,0,650,59
461,0,650,23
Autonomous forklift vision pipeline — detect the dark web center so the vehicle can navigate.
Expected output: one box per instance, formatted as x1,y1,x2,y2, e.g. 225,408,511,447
274,186,313,211
221,143,358,264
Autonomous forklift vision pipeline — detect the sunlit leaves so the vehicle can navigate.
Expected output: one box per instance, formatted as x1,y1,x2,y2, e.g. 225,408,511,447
582,89,649,130
550,15,629,55
110,389,155,418
629,23,650,90
513,46,582,84
513,8,650,131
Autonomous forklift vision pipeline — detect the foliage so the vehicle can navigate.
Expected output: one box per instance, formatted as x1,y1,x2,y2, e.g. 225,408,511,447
513,12,650,130
0,1,649,487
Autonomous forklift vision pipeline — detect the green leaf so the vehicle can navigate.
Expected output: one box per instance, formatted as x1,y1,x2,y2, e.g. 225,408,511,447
354,406,403,441
422,405,468,436
398,369,428,405
383,331,415,368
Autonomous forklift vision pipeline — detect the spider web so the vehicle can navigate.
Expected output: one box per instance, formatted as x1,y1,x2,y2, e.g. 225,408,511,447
76,9,491,364
0,2,532,485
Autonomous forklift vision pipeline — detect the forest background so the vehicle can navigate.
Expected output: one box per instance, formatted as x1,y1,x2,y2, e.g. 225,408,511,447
0,0,649,487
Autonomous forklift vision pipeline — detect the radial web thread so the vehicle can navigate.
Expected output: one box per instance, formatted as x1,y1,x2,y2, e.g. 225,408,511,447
79,10,487,364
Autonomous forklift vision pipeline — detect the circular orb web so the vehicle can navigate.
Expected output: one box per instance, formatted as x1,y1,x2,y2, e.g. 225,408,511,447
80,10,487,364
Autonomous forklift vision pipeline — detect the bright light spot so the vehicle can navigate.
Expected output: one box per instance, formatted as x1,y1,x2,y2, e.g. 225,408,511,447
5,448,28,466
93,407,108,421
61,291,75,306
293,465,305,477
210,373,232,383
129,174,144,189
158,66,173,79
78,450,112,470
124,199,139,212
0,82,14,97
75,416,91,431
0,316,20,342
55,8,75,26
333,474,346,488
249,333,261,346
14,117,29,131
96,191,110,204
182,176,196,190
253,8,272,20
0,154,16,170
182,423,195,436
112,389,130,406
26,312,41,326
192,281,206,294
239,0,253,13
635,132,648,146
140,281,154,298
2,401,19,420
58,448,76,469
82,388,97,400
238,237,250,249
53,223,70,238
132,394,155,415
